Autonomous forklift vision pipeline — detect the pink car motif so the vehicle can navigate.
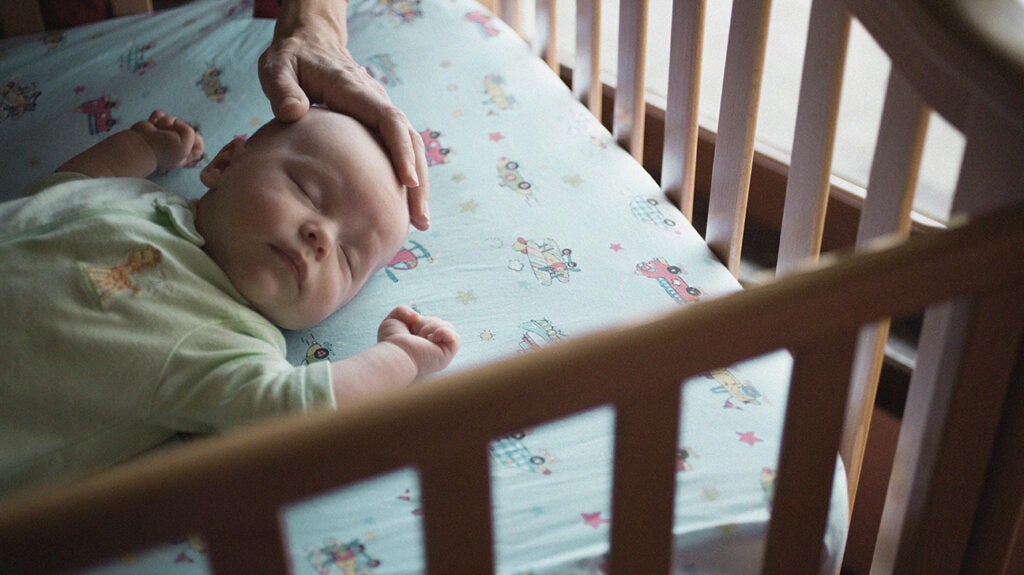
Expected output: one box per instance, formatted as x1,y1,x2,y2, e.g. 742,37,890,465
77,96,118,134
637,257,702,303
419,129,450,166
465,11,500,37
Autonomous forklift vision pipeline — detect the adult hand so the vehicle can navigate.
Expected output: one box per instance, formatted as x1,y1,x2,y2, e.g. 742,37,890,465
259,0,431,230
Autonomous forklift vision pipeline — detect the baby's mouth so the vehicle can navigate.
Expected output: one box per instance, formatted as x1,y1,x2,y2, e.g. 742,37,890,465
270,244,307,289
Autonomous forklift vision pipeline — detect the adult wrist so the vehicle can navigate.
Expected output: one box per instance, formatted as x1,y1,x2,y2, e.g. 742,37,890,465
276,0,348,43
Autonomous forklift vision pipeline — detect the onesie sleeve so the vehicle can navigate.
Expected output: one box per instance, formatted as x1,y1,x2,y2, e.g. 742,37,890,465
148,318,336,433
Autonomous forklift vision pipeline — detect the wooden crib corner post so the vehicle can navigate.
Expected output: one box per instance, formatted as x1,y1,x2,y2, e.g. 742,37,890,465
961,345,1024,573
871,108,1024,574
872,286,1024,574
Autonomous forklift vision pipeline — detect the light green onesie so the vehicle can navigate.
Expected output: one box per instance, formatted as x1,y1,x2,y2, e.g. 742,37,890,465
0,174,334,496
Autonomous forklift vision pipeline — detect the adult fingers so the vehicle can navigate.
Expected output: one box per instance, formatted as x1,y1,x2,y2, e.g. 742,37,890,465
376,112,431,229
407,125,431,230
258,47,311,123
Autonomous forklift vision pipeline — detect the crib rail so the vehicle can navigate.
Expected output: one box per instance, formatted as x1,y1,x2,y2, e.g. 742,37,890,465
0,0,152,37
2,202,1022,574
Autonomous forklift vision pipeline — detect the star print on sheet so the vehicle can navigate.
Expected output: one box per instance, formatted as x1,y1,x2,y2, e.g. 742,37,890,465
582,511,610,529
609,243,624,252
489,132,506,142
737,431,763,446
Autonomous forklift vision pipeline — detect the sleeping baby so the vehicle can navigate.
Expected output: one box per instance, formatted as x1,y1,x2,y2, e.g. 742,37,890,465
0,108,460,496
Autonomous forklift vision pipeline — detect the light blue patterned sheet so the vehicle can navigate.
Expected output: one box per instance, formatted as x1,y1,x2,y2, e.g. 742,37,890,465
0,1,847,572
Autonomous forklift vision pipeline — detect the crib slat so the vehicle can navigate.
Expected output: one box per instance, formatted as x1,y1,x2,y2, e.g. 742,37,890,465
420,444,495,574
534,0,559,72
0,0,44,36
205,506,292,574
961,355,1024,573
110,0,153,17
762,332,856,574
500,0,521,33
608,387,681,575
574,0,603,116
775,0,850,276
612,0,649,161
872,105,1024,575
659,0,706,221
704,0,771,276
872,288,1024,574
840,68,927,505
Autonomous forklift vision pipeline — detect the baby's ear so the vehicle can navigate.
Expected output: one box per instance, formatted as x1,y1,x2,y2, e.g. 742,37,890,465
200,136,246,188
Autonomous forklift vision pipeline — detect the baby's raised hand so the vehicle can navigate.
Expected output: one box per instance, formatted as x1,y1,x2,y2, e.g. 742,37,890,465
377,305,460,377
131,110,205,170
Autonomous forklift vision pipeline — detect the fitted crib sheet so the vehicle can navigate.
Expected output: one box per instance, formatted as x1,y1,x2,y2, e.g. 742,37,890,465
0,1,847,573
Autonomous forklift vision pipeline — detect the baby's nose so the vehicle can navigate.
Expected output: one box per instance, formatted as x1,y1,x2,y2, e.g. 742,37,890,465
301,222,334,259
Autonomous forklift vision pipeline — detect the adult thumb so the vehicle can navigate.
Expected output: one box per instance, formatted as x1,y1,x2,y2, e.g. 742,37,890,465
259,52,311,123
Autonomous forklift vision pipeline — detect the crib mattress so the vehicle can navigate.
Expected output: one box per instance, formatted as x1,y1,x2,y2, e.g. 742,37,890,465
0,1,847,573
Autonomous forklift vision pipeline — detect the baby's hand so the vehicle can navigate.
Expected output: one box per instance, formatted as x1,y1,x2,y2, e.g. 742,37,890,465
377,305,460,377
131,110,205,170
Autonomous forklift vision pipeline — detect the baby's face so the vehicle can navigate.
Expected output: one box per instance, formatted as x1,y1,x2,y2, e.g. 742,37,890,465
195,109,409,330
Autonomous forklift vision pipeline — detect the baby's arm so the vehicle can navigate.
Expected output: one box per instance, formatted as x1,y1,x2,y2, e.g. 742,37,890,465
329,306,461,402
57,110,204,178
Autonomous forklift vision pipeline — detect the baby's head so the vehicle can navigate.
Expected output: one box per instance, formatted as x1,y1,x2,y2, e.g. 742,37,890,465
195,108,409,330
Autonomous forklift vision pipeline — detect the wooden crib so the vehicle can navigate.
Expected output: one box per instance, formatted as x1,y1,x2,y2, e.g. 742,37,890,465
1,0,1022,573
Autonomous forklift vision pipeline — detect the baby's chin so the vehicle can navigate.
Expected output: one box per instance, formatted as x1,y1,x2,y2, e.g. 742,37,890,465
255,302,336,332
